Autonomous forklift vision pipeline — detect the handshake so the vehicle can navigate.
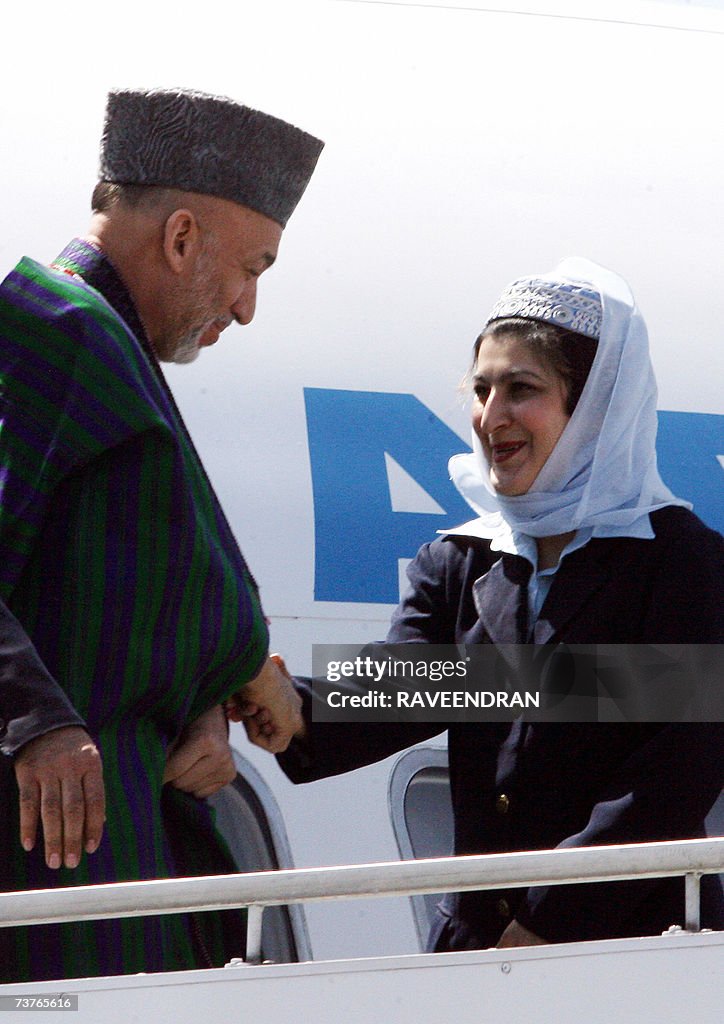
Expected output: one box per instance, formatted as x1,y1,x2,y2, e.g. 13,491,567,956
226,654,306,754
14,654,304,873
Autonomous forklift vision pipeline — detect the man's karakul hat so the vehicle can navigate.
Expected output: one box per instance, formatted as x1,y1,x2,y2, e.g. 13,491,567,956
99,88,324,228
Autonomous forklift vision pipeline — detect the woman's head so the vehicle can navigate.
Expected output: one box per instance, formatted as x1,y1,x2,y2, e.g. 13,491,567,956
471,317,598,496
451,259,684,536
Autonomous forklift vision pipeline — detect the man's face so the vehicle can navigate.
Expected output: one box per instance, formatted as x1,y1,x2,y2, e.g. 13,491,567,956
158,201,283,364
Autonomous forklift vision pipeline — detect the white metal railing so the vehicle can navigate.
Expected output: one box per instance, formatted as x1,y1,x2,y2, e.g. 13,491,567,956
0,838,721,965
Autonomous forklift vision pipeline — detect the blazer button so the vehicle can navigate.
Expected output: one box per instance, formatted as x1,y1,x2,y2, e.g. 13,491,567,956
496,898,511,919
495,793,510,815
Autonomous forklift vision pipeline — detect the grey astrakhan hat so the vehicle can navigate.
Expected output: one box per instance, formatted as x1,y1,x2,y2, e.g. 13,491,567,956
99,88,324,228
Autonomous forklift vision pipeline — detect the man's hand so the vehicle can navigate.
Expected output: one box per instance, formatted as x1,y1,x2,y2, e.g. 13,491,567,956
163,704,236,799
496,919,547,948
227,655,304,753
14,726,105,870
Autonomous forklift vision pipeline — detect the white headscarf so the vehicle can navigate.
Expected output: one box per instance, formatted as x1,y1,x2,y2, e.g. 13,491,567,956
448,257,690,542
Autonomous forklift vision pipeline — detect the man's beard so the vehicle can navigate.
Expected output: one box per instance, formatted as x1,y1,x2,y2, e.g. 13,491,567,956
162,240,221,365
171,330,204,365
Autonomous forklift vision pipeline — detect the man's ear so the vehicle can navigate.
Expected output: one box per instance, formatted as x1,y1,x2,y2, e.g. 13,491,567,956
162,209,200,274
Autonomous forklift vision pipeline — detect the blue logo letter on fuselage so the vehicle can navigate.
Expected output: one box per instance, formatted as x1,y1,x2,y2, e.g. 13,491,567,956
305,390,723,605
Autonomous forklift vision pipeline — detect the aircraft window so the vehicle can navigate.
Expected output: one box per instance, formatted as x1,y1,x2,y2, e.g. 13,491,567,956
388,746,453,949
209,749,312,964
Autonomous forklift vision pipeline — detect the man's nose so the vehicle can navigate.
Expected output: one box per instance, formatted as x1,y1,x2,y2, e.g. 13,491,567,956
232,279,258,326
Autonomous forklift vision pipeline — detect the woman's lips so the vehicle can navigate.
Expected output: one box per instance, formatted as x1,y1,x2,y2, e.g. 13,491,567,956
491,441,525,464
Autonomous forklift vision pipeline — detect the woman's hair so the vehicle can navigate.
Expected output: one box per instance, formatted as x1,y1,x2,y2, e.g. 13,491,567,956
473,317,598,416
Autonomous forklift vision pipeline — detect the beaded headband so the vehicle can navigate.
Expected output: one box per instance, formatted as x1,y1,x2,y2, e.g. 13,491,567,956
485,277,603,340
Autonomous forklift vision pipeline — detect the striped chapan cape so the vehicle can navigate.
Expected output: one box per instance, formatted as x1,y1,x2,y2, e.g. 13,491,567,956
0,243,269,981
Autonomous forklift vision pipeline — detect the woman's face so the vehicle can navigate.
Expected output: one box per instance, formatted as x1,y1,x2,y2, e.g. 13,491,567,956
472,333,570,496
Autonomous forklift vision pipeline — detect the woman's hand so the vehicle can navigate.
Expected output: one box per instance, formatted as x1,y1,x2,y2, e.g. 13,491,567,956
227,654,305,753
496,919,547,948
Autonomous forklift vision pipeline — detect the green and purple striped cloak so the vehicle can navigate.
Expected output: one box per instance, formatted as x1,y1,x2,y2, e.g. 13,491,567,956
0,242,269,980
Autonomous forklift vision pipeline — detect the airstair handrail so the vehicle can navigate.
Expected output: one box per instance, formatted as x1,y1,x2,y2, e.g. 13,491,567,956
1,835,721,961
0,837,720,922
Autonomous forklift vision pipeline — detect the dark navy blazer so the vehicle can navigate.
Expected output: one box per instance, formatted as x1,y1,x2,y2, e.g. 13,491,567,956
279,507,724,948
